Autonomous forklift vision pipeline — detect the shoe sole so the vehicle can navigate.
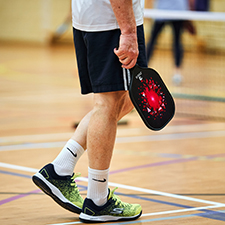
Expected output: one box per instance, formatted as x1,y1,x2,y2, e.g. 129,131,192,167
32,172,82,214
79,211,142,223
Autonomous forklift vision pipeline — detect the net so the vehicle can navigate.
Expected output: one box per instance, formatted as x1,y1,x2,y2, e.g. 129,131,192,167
143,9,225,120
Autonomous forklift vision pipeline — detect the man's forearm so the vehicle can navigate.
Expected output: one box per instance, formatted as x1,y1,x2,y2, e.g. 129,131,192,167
110,0,136,34
111,0,139,69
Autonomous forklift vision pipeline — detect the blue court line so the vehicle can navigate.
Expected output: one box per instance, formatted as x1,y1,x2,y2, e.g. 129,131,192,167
1,129,225,151
103,214,194,224
119,192,193,209
102,211,225,225
0,169,32,179
116,192,225,222
1,169,225,223
195,210,225,221
0,169,88,191
115,210,225,224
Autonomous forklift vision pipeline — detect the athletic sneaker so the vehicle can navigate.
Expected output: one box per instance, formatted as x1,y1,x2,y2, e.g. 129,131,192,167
79,187,142,223
32,163,83,214
172,73,183,86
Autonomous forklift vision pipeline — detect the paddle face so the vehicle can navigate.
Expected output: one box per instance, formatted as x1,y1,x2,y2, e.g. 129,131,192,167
129,65,175,131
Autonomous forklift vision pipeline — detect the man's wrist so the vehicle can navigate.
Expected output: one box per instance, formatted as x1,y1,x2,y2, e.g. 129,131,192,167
121,26,137,35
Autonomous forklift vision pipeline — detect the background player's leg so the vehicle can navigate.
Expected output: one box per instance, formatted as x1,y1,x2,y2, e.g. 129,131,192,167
146,21,165,63
172,20,184,85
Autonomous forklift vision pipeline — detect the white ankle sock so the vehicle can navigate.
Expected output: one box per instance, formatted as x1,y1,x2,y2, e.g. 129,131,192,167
52,139,84,176
87,167,109,206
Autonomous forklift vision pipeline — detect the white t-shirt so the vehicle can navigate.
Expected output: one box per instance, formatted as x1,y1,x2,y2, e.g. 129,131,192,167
72,0,145,32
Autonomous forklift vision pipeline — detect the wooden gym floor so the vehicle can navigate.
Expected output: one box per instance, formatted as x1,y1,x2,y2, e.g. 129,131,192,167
0,42,225,225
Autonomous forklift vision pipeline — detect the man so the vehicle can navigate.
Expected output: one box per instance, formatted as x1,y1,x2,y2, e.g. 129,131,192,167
32,0,147,223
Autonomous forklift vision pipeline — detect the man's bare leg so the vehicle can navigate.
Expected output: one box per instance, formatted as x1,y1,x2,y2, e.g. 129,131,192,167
71,110,93,150
87,91,132,169
85,91,133,206
51,90,132,178
71,91,133,152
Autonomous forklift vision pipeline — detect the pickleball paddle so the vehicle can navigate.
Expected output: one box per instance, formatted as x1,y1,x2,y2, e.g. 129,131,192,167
129,65,175,131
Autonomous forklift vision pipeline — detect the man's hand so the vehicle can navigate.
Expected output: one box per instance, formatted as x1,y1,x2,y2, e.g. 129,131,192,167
109,0,138,69
114,33,139,69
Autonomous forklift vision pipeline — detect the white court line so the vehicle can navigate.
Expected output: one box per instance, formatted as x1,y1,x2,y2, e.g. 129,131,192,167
1,130,225,152
0,141,66,152
1,162,225,225
47,205,225,225
0,162,38,173
0,133,73,144
49,222,81,225
110,185,225,206
1,162,225,207
141,204,225,217
1,122,225,143
116,130,225,143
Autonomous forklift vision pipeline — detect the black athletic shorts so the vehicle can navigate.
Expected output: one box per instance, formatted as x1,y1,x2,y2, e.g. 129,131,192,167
73,25,147,94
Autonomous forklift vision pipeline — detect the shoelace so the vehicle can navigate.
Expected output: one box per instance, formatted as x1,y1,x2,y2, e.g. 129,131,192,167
111,187,129,207
70,173,81,188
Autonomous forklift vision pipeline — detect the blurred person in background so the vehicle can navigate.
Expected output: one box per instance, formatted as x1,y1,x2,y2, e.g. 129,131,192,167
195,0,210,11
146,0,196,85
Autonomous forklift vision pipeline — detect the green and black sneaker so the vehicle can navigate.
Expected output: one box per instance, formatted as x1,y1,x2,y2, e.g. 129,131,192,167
79,187,142,223
32,163,83,214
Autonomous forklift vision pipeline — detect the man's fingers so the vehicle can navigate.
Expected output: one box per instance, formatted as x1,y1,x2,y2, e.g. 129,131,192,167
119,57,130,65
113,35,139,69
115,51,137,69
114,47,137,58
114,48,126,58
122,59,136,69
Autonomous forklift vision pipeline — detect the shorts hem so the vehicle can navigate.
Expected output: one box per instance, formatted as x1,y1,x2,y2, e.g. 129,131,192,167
81,83,127,94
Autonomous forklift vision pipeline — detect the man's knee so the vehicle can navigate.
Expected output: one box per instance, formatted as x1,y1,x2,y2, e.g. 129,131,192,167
93,91,131,119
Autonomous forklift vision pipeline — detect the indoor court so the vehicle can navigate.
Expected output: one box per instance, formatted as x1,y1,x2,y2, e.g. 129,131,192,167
1,1,225,224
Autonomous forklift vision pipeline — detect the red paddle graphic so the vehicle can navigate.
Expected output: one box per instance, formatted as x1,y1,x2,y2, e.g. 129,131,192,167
129,65,175,131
